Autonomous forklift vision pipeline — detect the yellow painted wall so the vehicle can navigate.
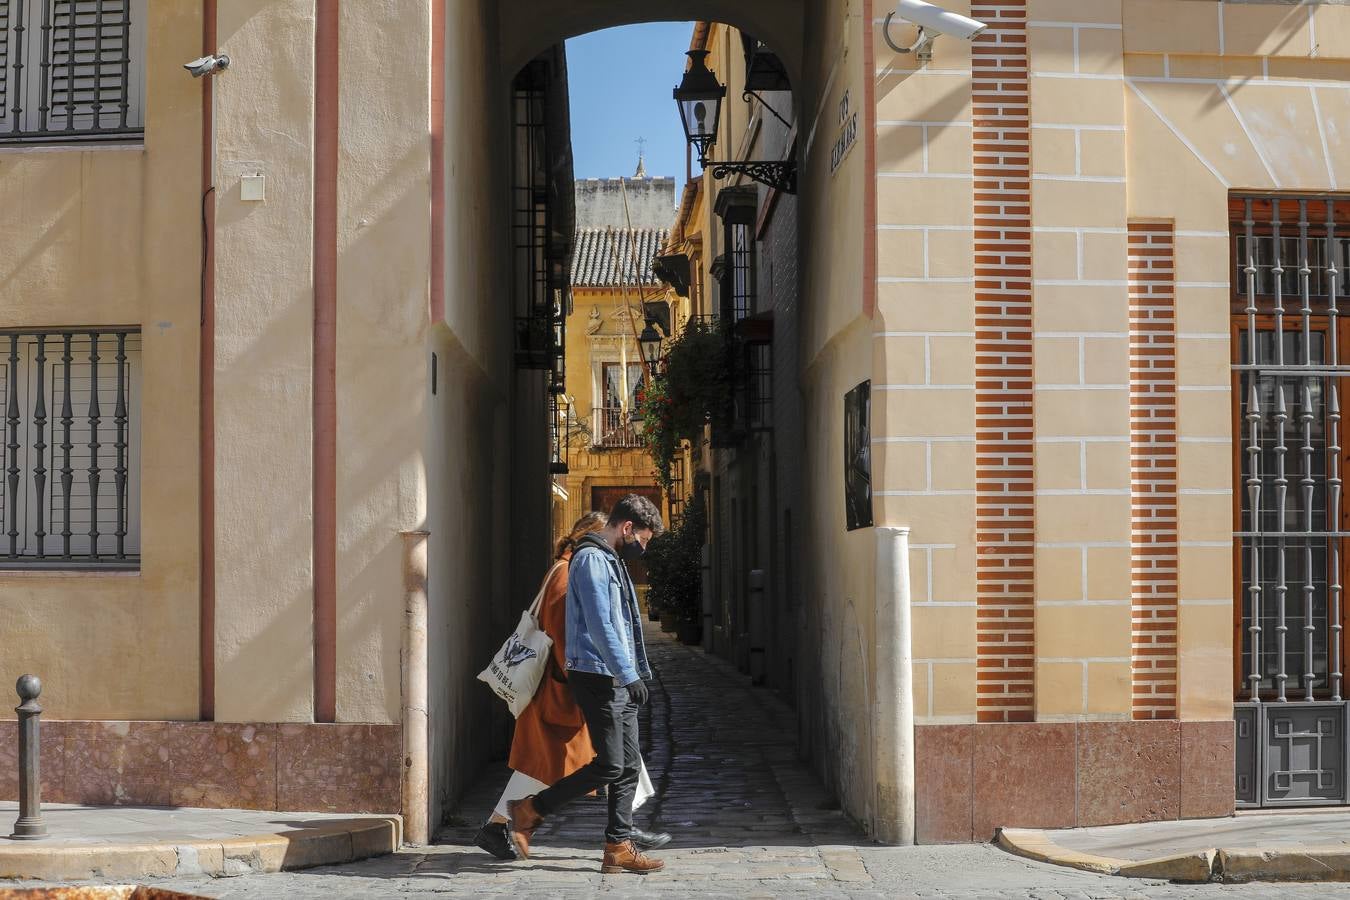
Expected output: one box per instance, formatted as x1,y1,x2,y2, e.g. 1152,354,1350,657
794,2,878,825
556,285,664,532
425,0,517,828
212,0,440,725
211,1,318,723
334,0,431,724
872,0,980,726
875,0,1350,725
0,6,201,720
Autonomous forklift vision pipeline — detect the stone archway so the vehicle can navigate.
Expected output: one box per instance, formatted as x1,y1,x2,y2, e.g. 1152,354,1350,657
497,0,806,90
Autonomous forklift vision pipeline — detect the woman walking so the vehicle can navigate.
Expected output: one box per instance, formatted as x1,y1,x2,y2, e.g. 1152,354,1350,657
474,512,668,859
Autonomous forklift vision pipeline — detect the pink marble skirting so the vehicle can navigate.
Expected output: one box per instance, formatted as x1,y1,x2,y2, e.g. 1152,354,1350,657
0,720,401,814
915,720,1235,843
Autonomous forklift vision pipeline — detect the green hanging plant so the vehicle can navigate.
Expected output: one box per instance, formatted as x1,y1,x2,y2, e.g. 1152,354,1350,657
637,319,731,493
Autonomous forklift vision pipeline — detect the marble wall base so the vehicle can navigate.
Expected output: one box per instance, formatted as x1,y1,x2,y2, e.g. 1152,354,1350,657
915,720,1235,843
0,720,400,814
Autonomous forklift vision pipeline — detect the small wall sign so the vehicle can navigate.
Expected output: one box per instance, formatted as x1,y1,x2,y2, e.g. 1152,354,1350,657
830,89,858,177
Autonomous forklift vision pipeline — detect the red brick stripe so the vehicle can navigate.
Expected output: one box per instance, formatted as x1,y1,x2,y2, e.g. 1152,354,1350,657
972,1,1034,724
1128,222,1178,721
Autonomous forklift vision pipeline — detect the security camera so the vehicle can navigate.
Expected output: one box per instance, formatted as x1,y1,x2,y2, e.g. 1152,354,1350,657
184,54,230,78
884,0,988,62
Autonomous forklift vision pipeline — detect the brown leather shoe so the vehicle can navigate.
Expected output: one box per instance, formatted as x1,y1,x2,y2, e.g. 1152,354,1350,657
601,839,665,874
506,796,544,859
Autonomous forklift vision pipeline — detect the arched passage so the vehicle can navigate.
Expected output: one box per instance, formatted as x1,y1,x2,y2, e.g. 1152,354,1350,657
496,0,805,89
427,0,888,852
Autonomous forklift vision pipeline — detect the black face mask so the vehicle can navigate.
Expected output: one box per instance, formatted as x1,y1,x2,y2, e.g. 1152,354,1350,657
619,536,646,562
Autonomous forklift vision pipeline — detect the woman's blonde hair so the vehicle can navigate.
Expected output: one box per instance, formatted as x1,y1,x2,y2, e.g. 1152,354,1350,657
555,511,607,559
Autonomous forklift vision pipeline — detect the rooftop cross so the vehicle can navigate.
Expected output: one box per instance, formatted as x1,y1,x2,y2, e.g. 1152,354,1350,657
634,137,648,177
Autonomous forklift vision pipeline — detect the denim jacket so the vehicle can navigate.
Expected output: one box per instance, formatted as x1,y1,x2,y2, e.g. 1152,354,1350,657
563,534,651,686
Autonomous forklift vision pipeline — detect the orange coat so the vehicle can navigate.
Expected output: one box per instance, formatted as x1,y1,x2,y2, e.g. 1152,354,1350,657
508,553,595,784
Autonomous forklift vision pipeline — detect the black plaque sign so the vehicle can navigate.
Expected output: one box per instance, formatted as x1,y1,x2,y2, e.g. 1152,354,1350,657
844,380,872,531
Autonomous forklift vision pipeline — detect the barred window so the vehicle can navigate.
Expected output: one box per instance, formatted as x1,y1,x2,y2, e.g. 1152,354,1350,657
0,329,141,568
0,0,146,144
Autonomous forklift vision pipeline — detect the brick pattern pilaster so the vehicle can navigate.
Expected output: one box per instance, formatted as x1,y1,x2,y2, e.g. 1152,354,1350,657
1127,222,1179,720
972,0,1034,723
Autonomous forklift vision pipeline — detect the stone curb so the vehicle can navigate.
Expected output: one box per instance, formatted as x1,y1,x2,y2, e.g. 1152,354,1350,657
998,827,1350,884
0,816,401,881
996,827,1215,883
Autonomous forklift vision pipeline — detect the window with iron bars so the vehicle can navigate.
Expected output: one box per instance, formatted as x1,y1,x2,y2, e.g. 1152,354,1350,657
510,59,565,376
0,0,146,144
1,328,141,569
723,221,755,324
1231,195,1350,703
668,453,686,519
741,340,772,432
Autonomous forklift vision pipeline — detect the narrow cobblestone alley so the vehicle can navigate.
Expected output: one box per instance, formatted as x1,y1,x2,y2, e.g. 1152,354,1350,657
54,627,1350,898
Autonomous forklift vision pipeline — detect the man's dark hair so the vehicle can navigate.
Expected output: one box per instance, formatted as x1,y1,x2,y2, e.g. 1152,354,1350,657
607,493,665,537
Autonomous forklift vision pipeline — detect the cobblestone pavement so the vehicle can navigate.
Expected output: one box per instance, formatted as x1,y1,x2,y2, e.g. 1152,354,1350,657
15,627,1350,898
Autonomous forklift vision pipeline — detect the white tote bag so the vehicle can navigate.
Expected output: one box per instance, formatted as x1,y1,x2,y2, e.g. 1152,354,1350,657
478,562,561,717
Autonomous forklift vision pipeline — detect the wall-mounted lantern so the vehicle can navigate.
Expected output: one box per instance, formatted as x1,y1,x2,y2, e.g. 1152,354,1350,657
674,50,797,195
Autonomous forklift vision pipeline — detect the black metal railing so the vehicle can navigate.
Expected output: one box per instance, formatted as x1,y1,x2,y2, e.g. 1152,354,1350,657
1,328,139,568
593,407,643,449
1,0,144,144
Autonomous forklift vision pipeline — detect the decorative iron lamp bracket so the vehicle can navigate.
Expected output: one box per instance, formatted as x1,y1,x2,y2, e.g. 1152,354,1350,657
707,159,797,195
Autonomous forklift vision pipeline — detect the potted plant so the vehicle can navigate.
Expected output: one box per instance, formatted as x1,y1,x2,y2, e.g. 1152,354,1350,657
644,495,706,645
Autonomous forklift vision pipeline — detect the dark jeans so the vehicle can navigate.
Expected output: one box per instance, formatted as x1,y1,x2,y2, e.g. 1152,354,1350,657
532,671,640,844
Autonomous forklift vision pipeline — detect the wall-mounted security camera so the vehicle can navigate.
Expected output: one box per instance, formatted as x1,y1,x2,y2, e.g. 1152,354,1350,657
184,54,230,78
883,0,988,63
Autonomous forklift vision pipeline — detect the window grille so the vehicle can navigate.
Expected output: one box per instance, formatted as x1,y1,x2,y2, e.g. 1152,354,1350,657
549,392,567,474
744,341,772,432
0,328,140,568
1232,196,1350,702
669,454,686,518
724,222,755,324
0,0,146,143
510,59,565,376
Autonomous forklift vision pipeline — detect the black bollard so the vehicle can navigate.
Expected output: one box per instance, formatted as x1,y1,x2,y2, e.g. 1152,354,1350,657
10,674,46,840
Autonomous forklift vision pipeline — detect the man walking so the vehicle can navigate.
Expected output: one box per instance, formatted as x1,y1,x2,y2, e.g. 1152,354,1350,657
507,494,666,875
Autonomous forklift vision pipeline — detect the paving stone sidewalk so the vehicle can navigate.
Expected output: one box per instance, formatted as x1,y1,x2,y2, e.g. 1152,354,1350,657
12,626,1350,897
1040,810,1350,861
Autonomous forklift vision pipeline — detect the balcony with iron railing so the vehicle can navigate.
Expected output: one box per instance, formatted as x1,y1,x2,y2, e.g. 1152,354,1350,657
592,407,644,450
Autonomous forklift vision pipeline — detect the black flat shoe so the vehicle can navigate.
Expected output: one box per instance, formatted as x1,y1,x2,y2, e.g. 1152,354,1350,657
473,822,518,860
631,827,672,850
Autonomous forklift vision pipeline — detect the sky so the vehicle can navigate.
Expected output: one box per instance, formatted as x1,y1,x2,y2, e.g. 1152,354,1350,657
566,23,694,193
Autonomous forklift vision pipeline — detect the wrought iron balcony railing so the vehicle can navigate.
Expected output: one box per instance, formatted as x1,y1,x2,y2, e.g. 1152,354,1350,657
593,407,643,449
1,328,141,569
0,0,145,144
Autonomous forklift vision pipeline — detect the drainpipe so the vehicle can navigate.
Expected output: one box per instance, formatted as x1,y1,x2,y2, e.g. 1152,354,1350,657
873,526,914,844
198,0,218,722
401,530,430,846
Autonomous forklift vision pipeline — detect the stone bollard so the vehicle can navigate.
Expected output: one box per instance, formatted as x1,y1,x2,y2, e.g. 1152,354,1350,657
10,674,47,840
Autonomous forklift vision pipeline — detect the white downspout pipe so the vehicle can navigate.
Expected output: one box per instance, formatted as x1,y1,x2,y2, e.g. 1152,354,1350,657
401,530,431,846
873,526,915,844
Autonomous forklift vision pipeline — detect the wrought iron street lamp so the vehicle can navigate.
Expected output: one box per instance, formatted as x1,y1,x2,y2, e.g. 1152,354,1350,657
674,50,797,195
639,321,664,371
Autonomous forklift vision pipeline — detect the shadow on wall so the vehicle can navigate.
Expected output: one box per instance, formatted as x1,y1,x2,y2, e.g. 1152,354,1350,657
426,326,512,826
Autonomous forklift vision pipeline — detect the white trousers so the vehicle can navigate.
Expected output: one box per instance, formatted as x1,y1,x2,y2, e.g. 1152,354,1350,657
492,759,656,820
